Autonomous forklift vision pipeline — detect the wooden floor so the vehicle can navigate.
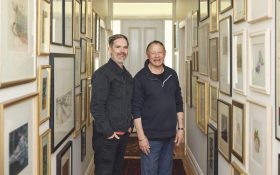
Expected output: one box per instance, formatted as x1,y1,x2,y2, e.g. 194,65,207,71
173,144,196,175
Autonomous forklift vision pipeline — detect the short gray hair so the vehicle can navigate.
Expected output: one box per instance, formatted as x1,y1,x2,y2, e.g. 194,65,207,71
108,34,129,47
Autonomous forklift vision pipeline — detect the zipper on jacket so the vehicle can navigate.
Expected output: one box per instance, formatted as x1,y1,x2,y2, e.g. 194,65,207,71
147,74,172,87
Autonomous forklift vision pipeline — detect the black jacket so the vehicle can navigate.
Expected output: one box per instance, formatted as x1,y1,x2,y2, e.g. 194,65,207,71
132,60,183,139
90,59,133,138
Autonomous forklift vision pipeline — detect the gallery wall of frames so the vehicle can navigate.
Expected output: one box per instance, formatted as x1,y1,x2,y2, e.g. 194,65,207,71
0,0,109,174
183,0,280,174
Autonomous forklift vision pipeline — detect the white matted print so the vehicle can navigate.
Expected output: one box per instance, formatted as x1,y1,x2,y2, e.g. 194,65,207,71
248,0,272,23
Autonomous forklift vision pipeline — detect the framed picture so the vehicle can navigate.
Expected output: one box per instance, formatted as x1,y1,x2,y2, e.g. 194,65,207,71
51,0,63,45
233,30,247,95
219,0,232,13
219,16,232,96
39,129,51,175
217,99,231,162
86,0,92,39
80,38,87,74
192,75,198,108
233,0,247,23
210,0,219,33
199,0,209,21
248,99,271,175
81,125,86,161
198,24,209,76
73,93,82,138
0,93,38,175
37,0,51,55
87,82,94,126
95,15,101,51
80,0,86,34
248,29,270,94
196,80,209,134
248,0,272,23
73,0,80,41
209,37,219,81
64,0,73,47
50,53,75,152
231,162,246,175
0,0,36,88
209,85,218,124
186,60,192,107
207,124,218,175
87,42,93,77
81,79,87,125
232,100,245,163
92,10,97,43
38,65,51,124
56,141,72,175
192,11,198,47
75,46,81,87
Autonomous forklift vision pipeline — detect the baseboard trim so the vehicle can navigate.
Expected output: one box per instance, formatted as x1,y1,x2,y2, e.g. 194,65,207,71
85,156,94,175
185,146,204,175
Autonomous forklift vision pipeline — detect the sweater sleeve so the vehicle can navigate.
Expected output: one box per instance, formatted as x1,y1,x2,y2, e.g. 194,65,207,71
132,75,144,119
174,72,184,113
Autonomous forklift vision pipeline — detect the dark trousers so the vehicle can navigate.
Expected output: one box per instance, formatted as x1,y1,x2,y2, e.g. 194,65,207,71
92,132,129,175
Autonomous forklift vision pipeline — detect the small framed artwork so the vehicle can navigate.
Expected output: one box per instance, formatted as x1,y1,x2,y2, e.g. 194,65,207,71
199,0,209,21
73,0,80,41
210,0,219,33
232,100,245,163
192,11,198,47
81,79,87,125
209,37,219,81
248,29,270,94
196,80,209,134
219,0,233,14
95,15,101,51
51,0,63,45
80,38,87,74
195,51,199,72
39,129,51,175
219,16,232,96
81,125,86,161
217,99,231,162
248,99,271,175
81,0,86,34
248,0,272,23
92,10,97,43
87,82,94,126
233,30,247,95
198,24,209,76
186,60,192,107
38,65,51,124
209,85,218,124
75,46,81,87
191,75,198,108
0,93,38,175
86,0,92,39
56,141,72,175
231,162,246,175
73,93,82,138
87,42,93,77
233,0,247,23
64,0,73,47
207,124,218,175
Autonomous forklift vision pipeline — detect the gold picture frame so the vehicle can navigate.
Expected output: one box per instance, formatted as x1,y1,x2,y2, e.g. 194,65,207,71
196,80,209,134
73,93,82,138
209,85,218,125
231,162,246,175
38,129,51,175
87,81,93,127
210,0,219,33
233,0,247,23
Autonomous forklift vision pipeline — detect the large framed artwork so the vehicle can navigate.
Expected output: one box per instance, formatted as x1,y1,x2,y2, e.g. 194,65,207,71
0,93,38,175
248,0,272,23
219,0,232,13
80,38,87,74
56,141,72,175
86,0,92,39
37,0,51,55
196,80,209,134
233,0,247,23
231,162,246,175
186,60,192,107
51,0,63,45
248,29,270,94
50,53,75,152
38,65,51,124
210,0,219,33
217,99,231,162
64,0,73,47
81,125,86,161
209,85,218,125
233,30,247,95
209,37,219,81
198,24,209,76
73,93,81,138
232,100,245,163
75,46,81,87
39,129,51,175
192,11,198,47
207,124,218,175
199,0,209,21
219,16,232,96
80,0,86,34
0,0,36,88
192,75,198,108
73,0,80,41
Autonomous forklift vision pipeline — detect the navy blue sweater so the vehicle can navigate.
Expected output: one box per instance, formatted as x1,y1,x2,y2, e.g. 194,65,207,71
132,60,183,139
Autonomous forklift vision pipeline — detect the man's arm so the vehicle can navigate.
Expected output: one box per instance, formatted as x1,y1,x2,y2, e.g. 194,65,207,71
134,118,150,155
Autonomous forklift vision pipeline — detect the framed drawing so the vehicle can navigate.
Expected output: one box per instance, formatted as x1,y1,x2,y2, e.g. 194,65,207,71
81,79,87,125
0,0,36,88
196,80,209,134
217,99,231,162
192,11,198,47
231,162,246,175
233,30,247,95
233,0,247,23
39,129,51,175
73,93,82,138
209,85,218,124
38,65,51,124
219,0,232,13
80,38,87,74
75,46,81,87
198,24,209,76
0,93,38,175
248,29,270,94
92,10,97,43
51,0,63,45
209,37,219,81
248,0,272,23
56,141,72,175
199,0,209,21
207,124,218,175
50,53,75,152
86,0,92,39
37,0,50,55
248,99,271,175
81,125,86,161
186,60,192,107
73,0,80,41
210,0,219,33
232,100,245,163
219,16,232,96
64,0,73,47
192,75,198,108
80,0,86,34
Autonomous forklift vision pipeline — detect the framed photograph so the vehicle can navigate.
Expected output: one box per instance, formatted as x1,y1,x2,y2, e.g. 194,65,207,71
73,93,82,138
37,0,51,55
248,99,271,175
210,0,219,33
219,16,232,96
95,15,101,51
248,0,272,23
232,100,245,163
207,124,218,175
50,53,75,153
73,0,80,41
81,79,87,125
56,141,72,175
209,85,218,124
0,93,38,175
248,29,270,94
217,99,231,162
198,24,209,76
86,0,92,39
75,46,81,87
38,65,51,124
209,37,219,81
219,0,232,13
192,11,198,47
81,125,86,161
233,30,247,95
0,0,36,88
231,162,246,175
64,0,73,47
192,75,198,107
80,38,87,74
186,60,192,107
80,0,86,34
51,0,63,45
39,129,51,175
233,0,247,23
199,0,209,21
196,80,209,134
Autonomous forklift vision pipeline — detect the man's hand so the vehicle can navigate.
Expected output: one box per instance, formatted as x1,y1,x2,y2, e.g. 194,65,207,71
138,137,150,155
174,130,184,146
107,132,120,139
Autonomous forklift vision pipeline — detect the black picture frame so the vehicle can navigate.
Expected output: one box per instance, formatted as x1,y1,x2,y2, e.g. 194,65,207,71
81,125,86,161
207,124,218,175
51,0,63,45
63,0,73,47
56,141,72,175
80,0,86,34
